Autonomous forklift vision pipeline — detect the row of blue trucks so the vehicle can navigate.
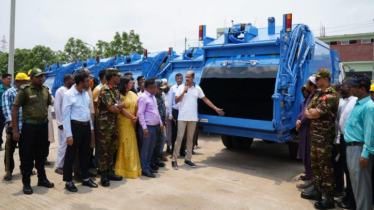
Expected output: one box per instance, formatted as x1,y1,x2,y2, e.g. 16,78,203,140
43,14,343,158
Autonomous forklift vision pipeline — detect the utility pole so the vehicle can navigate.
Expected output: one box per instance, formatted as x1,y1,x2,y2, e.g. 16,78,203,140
0,36,8,52
8,0,16,79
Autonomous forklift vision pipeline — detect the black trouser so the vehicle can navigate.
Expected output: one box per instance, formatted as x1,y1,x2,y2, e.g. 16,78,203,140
332,142,344,192
0,108,6,146
19,122,49,185
171,109,186,155
63,121,91,182
340,135,355,204
4,133,18,174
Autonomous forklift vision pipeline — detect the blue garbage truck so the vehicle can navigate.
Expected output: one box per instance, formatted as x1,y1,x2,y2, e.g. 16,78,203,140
115,48,178,80
160,47,203,84
191,14,342,157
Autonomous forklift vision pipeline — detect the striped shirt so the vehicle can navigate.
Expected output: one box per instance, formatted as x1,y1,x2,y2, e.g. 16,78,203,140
2,87,22,133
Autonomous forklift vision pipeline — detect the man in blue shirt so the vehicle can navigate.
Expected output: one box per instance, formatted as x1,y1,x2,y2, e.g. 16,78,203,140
344,75,374,210
2,73,29,181
62,72,98,192
0,73,12,151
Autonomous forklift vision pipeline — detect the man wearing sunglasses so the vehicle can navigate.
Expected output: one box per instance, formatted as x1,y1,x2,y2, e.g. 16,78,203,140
301,68,339,209
344,75,374,210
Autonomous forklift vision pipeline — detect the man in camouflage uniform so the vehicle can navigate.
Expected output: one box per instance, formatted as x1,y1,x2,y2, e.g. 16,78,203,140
97,68,125,186
301,68,339,209
151,79,167,171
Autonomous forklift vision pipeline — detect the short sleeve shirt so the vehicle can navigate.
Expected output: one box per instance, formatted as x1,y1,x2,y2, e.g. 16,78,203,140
307,86,339,143
97,84,120,130
13,84,52,120
176,84,205,121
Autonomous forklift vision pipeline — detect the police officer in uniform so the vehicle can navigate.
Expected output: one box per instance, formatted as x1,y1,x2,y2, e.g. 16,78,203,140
301,68,339,209
97,68,125,186
12,68,54,195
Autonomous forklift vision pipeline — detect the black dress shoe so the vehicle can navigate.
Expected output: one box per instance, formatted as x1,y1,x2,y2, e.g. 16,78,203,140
172,161,178,170
37,179,55,188
88,171,97,177
151,163,159,171
108,174,122,181
23,185,33,195
65,182,78,192
44,160,51,165
156,161,165,167
3,173,12,181
314,197,335,209
55,168,63,175
159,155,167,161
150,168,158,173
82,179,98,188
337,201,356,209
101,177,110,187
300,188,322,201
142,172,156,178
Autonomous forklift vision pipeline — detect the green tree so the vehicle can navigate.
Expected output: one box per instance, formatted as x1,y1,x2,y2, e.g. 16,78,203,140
95,30,144,58
0,51,9,75
64,37,92,62
54,50,69,63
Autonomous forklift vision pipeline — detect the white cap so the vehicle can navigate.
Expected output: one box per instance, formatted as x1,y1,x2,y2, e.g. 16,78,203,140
161,78,167,84
309,76,316,85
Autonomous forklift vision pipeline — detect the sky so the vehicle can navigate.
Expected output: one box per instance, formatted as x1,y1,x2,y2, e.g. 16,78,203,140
0,0,373,56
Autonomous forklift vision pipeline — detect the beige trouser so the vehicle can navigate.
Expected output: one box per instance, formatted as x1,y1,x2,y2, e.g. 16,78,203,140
172,121,197,161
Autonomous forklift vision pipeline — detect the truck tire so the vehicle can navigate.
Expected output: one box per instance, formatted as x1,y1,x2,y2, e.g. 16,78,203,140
232,136,253,150
221,135,234,149
287,142,299,159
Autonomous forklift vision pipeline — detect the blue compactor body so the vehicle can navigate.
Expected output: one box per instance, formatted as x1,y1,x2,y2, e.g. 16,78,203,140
115,49,178,81
182,14,343,155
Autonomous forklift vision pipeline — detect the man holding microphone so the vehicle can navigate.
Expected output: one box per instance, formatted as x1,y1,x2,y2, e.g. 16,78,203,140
171,71,225,170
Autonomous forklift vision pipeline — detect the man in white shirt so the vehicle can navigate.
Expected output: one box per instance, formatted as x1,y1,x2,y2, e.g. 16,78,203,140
171,71,225,169
62,72,98,192
54,74,74,175
336,77,357,209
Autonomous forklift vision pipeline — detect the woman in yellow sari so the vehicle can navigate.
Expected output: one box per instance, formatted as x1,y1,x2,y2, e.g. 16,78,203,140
115,77,142,178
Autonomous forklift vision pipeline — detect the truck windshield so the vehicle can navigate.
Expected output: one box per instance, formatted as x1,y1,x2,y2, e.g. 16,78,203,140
199,66,278,121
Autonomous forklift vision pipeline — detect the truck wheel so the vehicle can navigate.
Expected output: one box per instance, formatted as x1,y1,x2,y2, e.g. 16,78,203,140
221,135,234,149
232,136,253,150
262,140,275,144
287,142,299,159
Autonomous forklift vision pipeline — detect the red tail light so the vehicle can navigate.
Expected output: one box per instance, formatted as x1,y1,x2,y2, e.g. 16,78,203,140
199,25,203,41
168,47,171,56
144,49,148,58
114,54,117,61
286,13,292,32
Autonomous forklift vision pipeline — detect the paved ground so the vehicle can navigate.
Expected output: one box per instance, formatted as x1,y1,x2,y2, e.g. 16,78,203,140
0,120,348,210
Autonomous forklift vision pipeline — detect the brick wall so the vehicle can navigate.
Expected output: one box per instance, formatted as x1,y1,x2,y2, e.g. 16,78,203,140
329,40,373,62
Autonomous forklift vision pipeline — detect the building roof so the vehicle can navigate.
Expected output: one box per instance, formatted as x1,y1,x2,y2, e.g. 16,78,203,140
317,32,374,42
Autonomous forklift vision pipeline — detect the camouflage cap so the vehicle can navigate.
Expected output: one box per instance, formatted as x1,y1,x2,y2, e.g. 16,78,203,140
315,68,331,78
155,79,167,89
106,68,122,76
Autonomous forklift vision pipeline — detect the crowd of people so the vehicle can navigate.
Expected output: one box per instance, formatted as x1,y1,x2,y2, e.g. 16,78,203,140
0,67,224,195
296,68,374,209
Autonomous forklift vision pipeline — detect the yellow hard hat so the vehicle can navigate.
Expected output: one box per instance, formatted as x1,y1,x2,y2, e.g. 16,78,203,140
28,69,32,76
370,84,374,92
15,73,30,81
